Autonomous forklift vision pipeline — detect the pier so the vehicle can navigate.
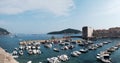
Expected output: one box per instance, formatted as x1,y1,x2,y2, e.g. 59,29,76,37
19,38,70,45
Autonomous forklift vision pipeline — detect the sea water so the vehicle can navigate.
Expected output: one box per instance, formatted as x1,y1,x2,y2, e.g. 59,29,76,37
0,34,120,63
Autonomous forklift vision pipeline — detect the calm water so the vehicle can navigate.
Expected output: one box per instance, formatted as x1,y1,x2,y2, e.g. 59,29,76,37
0,34,120,63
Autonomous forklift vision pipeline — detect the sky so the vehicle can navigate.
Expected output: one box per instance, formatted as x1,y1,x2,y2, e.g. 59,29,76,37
0,0,120,34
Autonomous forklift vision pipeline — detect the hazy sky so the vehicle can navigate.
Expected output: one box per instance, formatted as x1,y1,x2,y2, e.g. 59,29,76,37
0,0,120,34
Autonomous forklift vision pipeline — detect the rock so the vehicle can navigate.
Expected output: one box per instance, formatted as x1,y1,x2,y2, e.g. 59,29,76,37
0,47,19,63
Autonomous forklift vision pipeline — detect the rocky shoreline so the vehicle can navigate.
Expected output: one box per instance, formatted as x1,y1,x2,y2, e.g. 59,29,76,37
0,47,19,63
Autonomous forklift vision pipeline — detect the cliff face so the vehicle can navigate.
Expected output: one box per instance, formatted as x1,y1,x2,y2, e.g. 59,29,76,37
0,47,19,63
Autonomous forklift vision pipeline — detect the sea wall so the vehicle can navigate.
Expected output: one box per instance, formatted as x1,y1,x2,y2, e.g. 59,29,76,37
0,47,19,63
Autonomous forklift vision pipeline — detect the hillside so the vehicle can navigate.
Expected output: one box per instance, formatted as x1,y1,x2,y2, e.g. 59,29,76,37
0,28,9,35
48,28,81,34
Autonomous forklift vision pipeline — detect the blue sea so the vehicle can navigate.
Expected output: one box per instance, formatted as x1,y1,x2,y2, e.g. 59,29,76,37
0,34,120,63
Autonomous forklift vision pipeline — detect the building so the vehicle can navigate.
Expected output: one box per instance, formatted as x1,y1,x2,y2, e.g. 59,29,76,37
93,27,120,38
82,26,93,39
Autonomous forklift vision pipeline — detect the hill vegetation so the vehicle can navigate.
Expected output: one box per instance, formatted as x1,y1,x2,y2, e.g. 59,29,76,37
0,28,9,35
48,28,81,34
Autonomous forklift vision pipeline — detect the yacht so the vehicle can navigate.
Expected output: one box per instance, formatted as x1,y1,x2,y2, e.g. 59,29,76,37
97,52,111,63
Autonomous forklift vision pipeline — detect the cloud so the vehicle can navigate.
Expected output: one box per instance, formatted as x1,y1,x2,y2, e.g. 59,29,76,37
95,0,120,16
0,0,75,16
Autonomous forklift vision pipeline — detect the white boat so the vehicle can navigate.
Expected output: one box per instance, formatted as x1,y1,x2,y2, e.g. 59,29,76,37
33,49,37,54
36,49,41,54
27,61,32,63
53,48,60,52
28,49,33,55
12,50,18,55
97,52,111,63
98,43,104,47
39,62,42,63
71,51,81,57
61,46,69,50
80,49,88,53
19,45,24,50
47,57,60,63
44,43,52,48
19,50,24,55
103,42,109,44
58,54,69,61
32,46,36,49
37,46,41,49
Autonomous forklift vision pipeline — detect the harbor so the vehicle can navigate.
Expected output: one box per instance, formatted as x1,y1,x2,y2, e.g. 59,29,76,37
0,34,120,63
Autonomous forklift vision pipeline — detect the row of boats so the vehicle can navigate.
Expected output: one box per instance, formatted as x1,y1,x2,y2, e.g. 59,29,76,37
96,43,120,63
12,39,113,63
12,42,42,58
45,41,113,63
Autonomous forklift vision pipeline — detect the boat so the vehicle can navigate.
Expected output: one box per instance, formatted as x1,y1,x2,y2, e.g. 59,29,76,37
71,51,81,57
32,46,36,49
39,62,42,63
58,54,69,61
12,50,19,58
44,43,52,48
107,47,117,52
53,48,60,52
47,57,60,63
80,49,88,53
12,55,19,58
14,47,19,50
33,49,37,54
78,42,84,46
28,49,33,55
37,46,41,49
97,52,111,63
103,42,109,44
19,50,24,55
98,43,104,47
36,49,41,54
12,50,18,55
19,45,24,50
68,45,75,49
61,46,69,50
27,61,32,63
